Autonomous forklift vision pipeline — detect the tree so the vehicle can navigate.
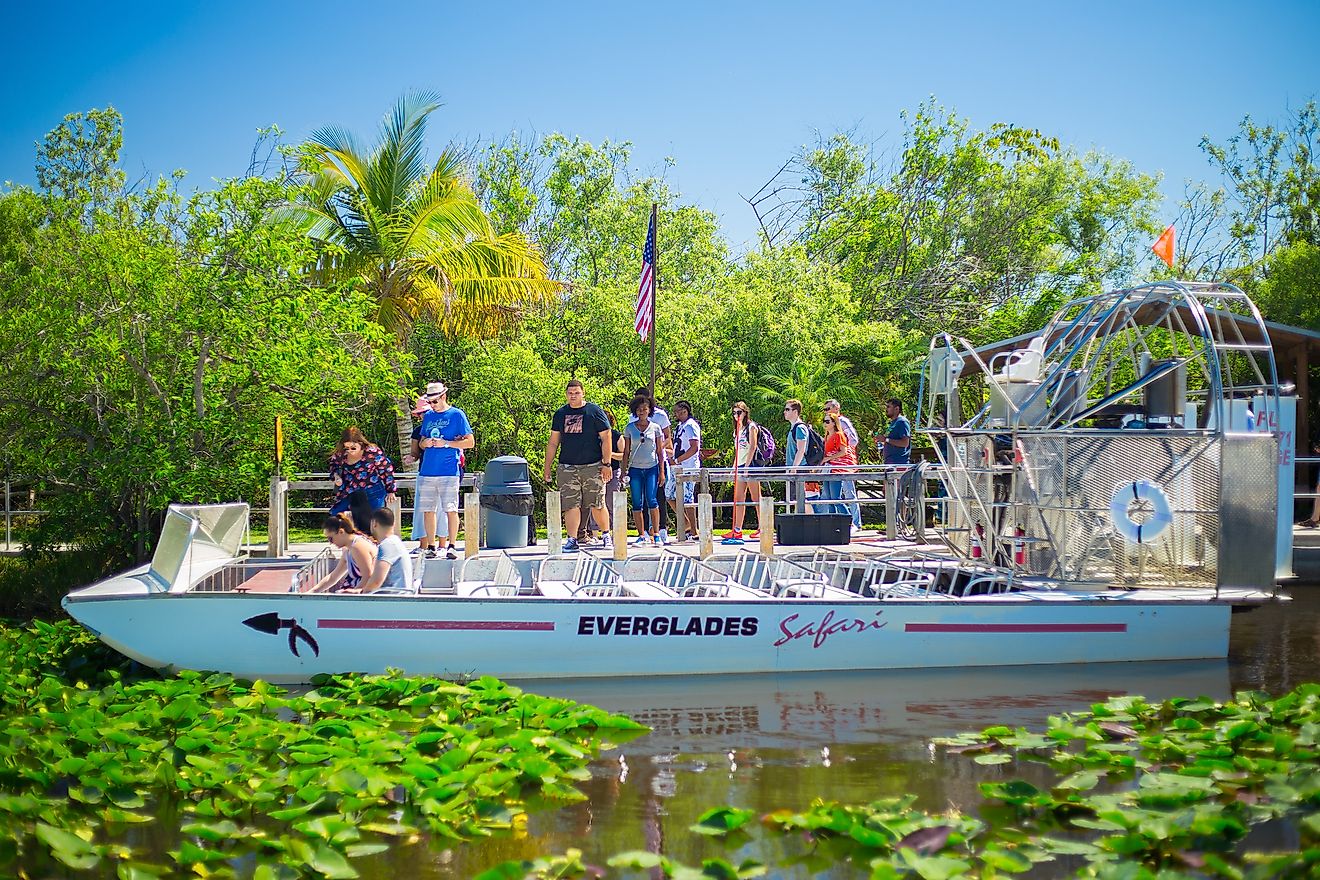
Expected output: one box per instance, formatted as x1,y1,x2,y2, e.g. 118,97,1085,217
0,110,401,563
286,92,558,462
1200,100,1319,275
748,101,1160,339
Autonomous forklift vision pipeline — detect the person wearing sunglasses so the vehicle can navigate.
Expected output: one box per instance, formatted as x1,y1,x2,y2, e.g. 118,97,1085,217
723,402,763,541
411,381,474,559
328,426,396,534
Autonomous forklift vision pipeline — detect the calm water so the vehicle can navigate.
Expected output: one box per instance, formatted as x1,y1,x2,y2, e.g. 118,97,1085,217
393,587,1320,878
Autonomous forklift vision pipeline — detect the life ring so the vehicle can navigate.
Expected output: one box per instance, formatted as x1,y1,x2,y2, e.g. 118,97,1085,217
1109,480,1173,544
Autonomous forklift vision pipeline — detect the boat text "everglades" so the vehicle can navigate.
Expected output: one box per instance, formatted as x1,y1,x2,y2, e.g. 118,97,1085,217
576,616,759,636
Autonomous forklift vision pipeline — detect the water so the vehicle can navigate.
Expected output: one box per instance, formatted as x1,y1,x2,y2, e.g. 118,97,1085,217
416,587,1320,877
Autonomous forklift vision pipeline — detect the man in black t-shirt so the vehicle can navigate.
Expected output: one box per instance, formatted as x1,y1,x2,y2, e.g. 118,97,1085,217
543,379,613,553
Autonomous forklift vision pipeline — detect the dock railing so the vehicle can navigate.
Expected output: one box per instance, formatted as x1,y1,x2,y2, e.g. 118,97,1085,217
265,472,483,557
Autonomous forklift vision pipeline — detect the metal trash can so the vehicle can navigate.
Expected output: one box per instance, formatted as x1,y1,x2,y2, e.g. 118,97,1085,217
480,456,535,549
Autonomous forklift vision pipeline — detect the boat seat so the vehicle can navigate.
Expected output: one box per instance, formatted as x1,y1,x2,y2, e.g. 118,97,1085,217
773,580,865,600
454,553,522,596
457,583,519,598
680,581,769,601
619,581,678,600
571,582,623,598
535,581,578,599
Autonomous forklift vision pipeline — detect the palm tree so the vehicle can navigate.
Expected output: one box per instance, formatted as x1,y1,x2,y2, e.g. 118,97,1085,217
285,92,558,461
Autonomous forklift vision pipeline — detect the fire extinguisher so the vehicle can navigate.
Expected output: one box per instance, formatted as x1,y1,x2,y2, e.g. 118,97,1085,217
1014,526,1026,565
971,523,984,559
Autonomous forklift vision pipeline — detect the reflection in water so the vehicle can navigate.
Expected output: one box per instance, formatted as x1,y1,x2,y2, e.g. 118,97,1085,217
413,590,1319,878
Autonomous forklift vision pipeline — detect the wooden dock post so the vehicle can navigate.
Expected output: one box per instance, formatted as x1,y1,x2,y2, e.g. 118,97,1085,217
612,489,628,561
759,496,775,555
546,490,562,556
268,475,287,558
698,492,714,559
464,491,480,559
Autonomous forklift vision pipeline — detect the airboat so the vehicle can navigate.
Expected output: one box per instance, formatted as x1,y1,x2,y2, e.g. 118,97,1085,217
63,281,1290,682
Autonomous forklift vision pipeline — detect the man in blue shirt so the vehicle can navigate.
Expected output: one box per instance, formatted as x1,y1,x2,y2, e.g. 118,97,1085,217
881,397,911,466
410,381,474,559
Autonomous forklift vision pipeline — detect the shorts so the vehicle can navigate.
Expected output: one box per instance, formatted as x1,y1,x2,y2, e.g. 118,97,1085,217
417,475,460,515
558,462,605,510
664,467,695,504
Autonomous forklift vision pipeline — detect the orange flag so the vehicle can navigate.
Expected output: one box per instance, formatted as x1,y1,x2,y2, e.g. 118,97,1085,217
1151,224,1175,269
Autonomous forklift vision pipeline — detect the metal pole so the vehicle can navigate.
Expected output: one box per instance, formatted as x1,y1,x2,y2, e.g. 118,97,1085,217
914,473,926,543
648,202,658,395
885,472,898,541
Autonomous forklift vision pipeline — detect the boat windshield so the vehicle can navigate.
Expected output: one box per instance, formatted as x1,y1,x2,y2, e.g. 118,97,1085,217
148,509,198,591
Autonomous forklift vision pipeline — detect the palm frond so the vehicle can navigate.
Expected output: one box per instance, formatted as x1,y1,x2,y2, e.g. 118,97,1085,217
366,92,442,219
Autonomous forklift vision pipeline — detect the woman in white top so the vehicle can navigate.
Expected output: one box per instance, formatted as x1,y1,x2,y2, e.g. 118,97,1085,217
724,401,762,541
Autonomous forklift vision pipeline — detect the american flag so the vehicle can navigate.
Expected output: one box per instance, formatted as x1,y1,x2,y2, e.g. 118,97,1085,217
634,212,656,340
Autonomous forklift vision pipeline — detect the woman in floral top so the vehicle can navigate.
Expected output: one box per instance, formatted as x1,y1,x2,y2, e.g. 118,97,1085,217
328,427,397,532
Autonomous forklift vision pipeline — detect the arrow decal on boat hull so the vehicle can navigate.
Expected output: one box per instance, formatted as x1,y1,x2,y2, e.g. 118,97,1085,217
243,612,321,657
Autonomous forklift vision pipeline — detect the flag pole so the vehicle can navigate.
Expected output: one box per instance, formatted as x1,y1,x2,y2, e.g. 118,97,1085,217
648,202,658,396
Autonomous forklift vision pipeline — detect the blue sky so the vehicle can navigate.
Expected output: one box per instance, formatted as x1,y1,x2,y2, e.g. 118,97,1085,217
2,0,1316,250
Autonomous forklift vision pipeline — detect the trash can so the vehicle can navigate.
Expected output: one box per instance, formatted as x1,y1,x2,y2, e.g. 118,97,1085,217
480,456,535,549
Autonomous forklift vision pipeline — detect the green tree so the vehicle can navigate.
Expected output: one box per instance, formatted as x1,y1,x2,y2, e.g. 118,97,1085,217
0,110,399,564
286,93,558,462
751,101,1160,340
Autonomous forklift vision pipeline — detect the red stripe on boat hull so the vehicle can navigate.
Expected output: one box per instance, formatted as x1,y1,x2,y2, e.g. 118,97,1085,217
318,619,555,632
905,623,1127,633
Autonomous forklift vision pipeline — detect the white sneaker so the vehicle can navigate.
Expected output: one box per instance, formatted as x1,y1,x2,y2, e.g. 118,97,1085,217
658,529,670,545
599,533,613,548
652,535,664,547
632,535,650,546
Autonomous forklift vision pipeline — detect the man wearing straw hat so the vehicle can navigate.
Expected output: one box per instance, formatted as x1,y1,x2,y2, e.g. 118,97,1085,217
411,381,474,559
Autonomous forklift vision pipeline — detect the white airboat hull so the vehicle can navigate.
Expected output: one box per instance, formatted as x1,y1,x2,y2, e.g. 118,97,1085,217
63,581,1236,684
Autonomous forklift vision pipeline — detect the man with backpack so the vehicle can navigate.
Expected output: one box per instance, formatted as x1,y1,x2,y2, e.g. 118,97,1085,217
783,400,825,511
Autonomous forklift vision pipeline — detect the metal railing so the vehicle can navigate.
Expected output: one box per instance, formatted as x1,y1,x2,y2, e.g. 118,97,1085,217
668,463,936,542
2,479,47,550
265,472,483,557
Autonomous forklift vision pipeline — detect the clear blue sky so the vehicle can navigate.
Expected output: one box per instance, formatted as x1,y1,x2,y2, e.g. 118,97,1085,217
2,0,1316,251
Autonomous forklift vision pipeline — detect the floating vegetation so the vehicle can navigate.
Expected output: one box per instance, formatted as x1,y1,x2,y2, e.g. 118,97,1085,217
481,686,1320,879
0,620,644,878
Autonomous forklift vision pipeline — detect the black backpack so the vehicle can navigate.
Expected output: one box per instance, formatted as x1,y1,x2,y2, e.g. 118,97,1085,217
793,423,826,467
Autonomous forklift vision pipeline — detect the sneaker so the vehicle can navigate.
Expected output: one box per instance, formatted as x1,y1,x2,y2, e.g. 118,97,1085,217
445,545,457,560
598,533,613,548
562,538,580,553
658,529,670,545
720,529,743,540
748,530,761,539
652,535,664,547
632,535,650,546
425,547,438,559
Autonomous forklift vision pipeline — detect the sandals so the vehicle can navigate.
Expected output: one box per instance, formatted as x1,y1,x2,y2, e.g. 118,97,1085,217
1300,519,1319,529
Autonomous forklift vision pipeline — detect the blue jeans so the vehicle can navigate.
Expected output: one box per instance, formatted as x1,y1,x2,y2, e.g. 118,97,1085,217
839,478,861,529
330,483,386,531
629,465,660,511
820,479,851,522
